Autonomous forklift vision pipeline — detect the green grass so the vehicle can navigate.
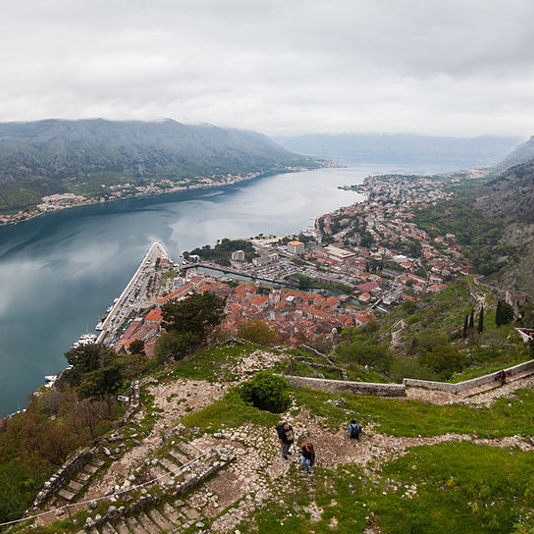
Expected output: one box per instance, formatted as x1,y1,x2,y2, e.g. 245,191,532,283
181,389,280,432
292,386,534,438
372,442,534,533
169,343,260,382
237,443,534,534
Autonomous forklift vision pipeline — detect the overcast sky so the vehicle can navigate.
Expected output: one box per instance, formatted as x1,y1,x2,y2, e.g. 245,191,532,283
1,0,534,138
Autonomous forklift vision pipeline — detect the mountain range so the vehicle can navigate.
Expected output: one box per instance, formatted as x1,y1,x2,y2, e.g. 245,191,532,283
0,119,316,213
274,132,521,166
494,134,534,171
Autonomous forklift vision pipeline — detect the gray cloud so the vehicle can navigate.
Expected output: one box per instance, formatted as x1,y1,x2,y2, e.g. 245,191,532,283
1,0,533,137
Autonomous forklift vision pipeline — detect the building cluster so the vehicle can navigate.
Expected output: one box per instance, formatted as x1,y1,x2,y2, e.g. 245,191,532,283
0,167,313,227
107,169,492,354
113,273,376,352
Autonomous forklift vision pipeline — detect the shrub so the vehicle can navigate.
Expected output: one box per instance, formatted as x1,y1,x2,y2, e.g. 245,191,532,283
407,314,420,325
238,321,279,346
240,371,291,413
390,357,437,383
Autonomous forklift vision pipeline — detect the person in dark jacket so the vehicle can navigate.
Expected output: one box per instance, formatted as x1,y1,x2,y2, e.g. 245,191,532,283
276,422,294,459
301,442,315,473
348,419,362,440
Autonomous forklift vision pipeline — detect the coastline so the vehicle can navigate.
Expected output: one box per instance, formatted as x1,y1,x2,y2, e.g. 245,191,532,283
0,162,357,418
0,164,337,228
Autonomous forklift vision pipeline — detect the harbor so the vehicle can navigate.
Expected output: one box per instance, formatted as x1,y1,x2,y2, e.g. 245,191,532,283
96,241,173,347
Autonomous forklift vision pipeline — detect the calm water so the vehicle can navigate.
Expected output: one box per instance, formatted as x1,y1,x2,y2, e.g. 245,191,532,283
0,163,455,416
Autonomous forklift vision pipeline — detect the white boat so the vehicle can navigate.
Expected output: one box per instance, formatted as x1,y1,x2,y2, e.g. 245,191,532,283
71,333,97,348
95,322,104,331
44,375,57,388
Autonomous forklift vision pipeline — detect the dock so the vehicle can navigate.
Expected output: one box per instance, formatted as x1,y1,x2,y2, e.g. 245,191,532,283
97,242,171,345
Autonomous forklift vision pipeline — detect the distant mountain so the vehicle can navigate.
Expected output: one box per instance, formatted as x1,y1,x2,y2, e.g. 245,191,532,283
475,160,534,293
495,135,534,171
0,119,316,213
477,160,534,223
274,132,520,167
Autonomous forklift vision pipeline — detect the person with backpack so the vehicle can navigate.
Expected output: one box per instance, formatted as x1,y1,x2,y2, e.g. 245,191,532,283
348,419,362,440
276,422,294,459
300,442,315,473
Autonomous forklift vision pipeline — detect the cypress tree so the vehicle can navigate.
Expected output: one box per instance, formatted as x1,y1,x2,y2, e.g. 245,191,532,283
463,315,468,338
478,306,484,334
496,300,502,327
469,308,475,330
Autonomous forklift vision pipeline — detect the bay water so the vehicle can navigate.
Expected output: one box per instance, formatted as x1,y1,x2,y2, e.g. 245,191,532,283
0,163,455,416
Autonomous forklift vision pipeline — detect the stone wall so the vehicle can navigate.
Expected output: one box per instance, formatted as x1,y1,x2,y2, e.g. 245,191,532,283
284,375,405,396
32,448,94,508
403,359,534,394
31,381,142,510
298,344,348,379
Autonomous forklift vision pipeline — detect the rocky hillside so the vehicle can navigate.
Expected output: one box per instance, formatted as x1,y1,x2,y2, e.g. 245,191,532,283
0,119,316,212
495,134,534,171
477,159,534,223
475,160,534,293
8,342,534,534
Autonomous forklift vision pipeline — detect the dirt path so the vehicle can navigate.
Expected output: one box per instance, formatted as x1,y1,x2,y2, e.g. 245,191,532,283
406,373,534,406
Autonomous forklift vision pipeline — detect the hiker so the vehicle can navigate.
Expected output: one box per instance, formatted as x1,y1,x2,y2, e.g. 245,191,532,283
496,370,507,386
301,442,315,473
276,422,294,459
348,419,362,440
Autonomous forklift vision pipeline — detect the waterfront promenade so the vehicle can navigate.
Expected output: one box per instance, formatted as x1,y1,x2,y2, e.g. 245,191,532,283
97,242,171,345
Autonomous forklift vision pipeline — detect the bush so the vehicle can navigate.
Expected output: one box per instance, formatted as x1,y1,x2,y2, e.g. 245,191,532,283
390,357,437,383
238,321,279,346
406,314,420,325
240,371,291,413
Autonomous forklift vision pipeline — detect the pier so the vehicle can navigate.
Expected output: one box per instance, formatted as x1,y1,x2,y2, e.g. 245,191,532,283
97,242,171,345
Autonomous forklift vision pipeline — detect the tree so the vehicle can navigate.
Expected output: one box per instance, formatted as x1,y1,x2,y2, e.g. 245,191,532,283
63,343,116,387
154,330,199,362
128,339,145,355
495,300,502,326
496,300,514,327
469,308,475,330
77,361,123,399
240,371,290,413
238,321,279,346
161,292,226,338
477,306,484,334
462,315,468,339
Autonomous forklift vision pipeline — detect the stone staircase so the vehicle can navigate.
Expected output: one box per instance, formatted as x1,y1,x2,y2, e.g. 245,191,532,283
78,444,235,534
58,459,106,502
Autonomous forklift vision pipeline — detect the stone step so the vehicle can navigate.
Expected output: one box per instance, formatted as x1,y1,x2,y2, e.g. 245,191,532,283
183,507,200,521
85,464,99,474
147,508,173,531
68,479,84,492
101,523,119,534
136,511,160,534
58,488,76,501
168,448,189,465
159,456,181,475
113,521,132,534
177,442,203,459
125,516,150,534
77,472,91,482
93,459,106,467
149,464,174,485
161,501,183,524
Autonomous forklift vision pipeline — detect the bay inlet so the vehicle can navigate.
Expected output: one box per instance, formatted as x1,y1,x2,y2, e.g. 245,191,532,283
0,163,455,416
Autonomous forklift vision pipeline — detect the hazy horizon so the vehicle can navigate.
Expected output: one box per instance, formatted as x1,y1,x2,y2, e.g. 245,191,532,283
2,1,534,138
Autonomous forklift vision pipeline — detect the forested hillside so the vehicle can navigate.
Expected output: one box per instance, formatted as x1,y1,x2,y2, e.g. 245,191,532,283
0,119,316,213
